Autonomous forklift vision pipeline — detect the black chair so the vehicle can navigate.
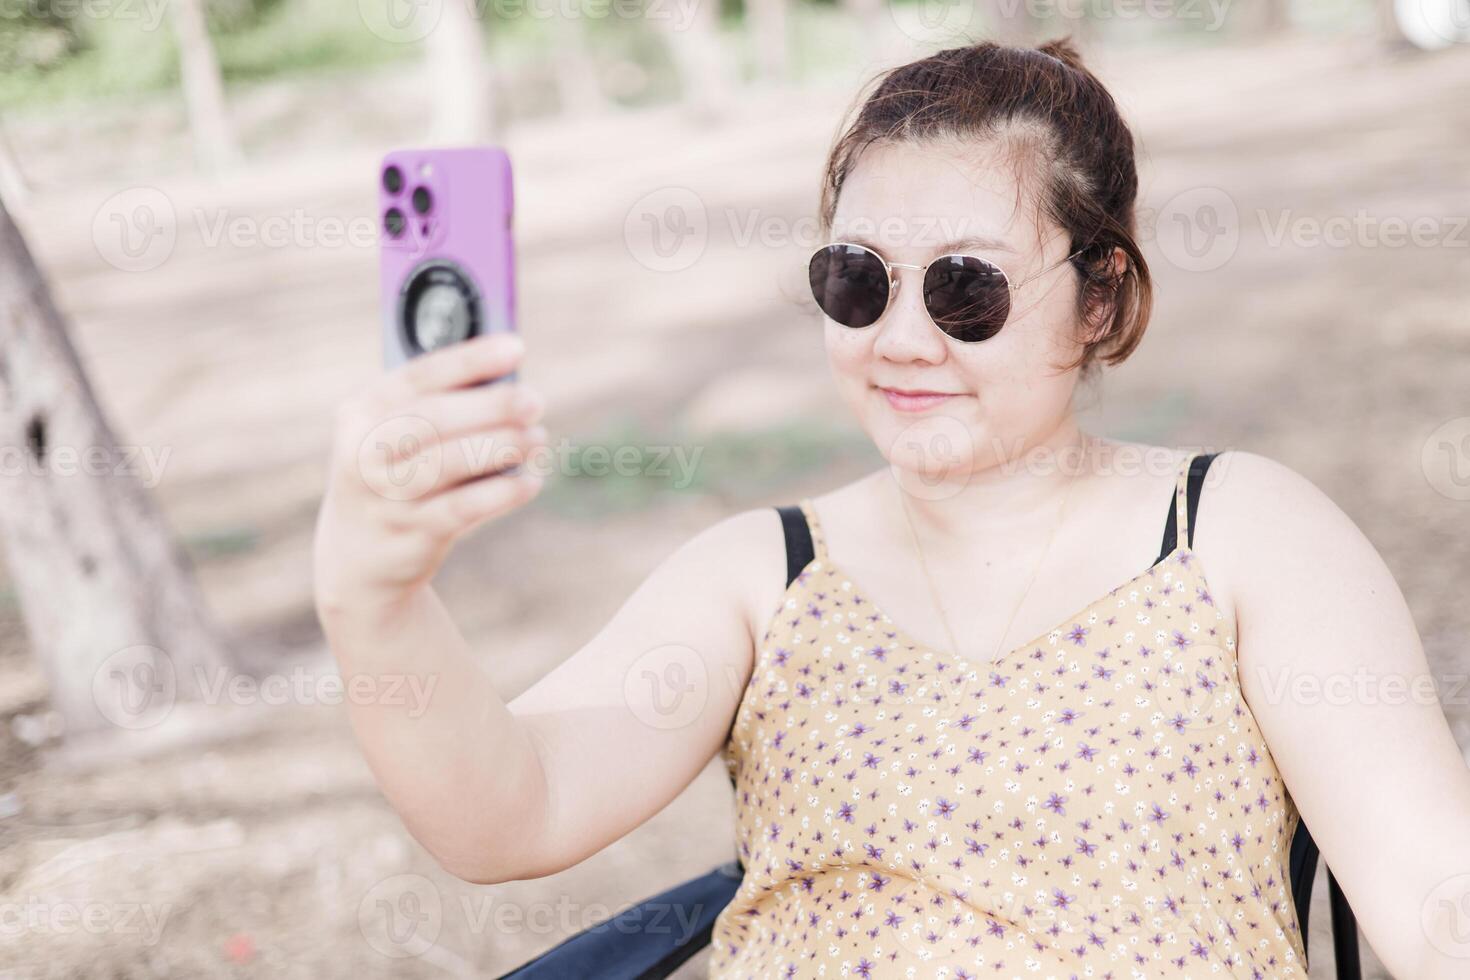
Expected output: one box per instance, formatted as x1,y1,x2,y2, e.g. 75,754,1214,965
500,821,1360,979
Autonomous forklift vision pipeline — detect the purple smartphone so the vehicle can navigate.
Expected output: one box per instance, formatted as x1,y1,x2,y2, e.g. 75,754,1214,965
379,146,516,384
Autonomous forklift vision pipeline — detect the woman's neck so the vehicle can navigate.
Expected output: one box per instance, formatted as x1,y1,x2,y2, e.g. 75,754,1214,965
884,420,1096,545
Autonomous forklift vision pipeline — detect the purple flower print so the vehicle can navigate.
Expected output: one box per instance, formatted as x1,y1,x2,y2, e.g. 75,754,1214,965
862,752,882,769
1148,802,1169,824
1043,793,1068,816
1050,887,1076,909
935,798,958,820
964,836,989,857
1075,836,1098,857
1066,624,1089,646
1076,743,1099,762
836,802,855,823
1171,629,1191,650
864,843,884,860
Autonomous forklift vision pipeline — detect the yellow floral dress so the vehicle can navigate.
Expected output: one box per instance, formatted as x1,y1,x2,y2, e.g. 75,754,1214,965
713,451,1307,979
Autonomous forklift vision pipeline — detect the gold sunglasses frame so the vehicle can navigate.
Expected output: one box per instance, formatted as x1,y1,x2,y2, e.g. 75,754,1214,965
809,241,1089,342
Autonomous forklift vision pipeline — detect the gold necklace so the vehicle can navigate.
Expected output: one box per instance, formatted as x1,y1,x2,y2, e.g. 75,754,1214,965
894,444,1082,664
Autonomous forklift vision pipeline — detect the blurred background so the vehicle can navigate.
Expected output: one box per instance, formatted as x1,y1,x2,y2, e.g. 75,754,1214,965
0,0,1467,976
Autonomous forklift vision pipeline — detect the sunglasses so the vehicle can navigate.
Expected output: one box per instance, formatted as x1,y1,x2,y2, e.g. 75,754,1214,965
807,241,1087,343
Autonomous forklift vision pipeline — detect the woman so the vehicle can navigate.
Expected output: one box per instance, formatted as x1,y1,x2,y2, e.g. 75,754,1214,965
313,38,1470,979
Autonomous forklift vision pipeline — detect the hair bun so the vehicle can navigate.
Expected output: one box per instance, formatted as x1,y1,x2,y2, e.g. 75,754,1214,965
1036,37,1088,72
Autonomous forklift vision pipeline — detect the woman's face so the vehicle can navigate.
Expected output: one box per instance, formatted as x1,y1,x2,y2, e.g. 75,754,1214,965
822,138,1088,484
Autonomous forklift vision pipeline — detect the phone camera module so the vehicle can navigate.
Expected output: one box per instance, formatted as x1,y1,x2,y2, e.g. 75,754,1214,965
384,207,407,239
383,165,404,195
411,186,433,215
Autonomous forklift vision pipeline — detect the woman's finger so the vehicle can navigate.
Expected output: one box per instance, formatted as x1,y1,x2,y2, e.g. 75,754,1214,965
384,332,525,405
381,382,544,456
428,424,548,491
417,462,545,539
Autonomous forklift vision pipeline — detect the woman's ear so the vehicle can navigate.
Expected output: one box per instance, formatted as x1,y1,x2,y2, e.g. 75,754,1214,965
1080,245,1128,346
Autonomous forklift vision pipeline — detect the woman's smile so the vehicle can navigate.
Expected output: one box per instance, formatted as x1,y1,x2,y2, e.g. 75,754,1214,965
873,383,965,412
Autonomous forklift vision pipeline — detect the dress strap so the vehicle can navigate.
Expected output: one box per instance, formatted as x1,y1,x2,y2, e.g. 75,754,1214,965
774,499,824,588
796,498,828,561
1155,450,1222,561
1174,451,1198,547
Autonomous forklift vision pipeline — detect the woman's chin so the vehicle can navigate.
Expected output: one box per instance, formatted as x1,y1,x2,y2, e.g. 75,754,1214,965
869,412,982,489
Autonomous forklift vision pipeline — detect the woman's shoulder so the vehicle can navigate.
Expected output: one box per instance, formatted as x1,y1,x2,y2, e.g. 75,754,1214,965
1189,447,1368,625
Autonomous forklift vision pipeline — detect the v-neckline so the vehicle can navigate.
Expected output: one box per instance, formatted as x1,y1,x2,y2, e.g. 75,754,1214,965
776,542,1228,675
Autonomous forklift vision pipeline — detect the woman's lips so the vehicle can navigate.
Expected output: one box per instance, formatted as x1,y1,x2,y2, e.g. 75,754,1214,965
876,386,959,412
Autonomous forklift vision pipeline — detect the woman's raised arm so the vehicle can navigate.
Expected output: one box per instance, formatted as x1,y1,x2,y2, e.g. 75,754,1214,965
313,332,778,884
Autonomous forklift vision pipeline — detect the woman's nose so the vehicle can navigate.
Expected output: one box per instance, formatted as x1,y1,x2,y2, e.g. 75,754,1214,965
872,269,947,363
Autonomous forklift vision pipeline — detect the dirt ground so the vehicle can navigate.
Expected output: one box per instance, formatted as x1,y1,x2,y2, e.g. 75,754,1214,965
1,31,1468,979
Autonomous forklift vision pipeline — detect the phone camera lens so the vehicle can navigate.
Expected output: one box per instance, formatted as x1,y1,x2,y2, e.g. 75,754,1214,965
384,207,406,238
411,186,433,215
383,165,404,195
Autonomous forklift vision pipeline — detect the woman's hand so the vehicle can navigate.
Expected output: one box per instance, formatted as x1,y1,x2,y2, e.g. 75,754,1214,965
314,331,547,619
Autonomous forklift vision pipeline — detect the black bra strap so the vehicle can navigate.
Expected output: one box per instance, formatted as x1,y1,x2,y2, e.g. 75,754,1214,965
1156,452,1221,563
775,504,815,587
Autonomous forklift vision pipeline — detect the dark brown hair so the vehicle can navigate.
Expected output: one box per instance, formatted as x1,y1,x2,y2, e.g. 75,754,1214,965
818,36,1151,383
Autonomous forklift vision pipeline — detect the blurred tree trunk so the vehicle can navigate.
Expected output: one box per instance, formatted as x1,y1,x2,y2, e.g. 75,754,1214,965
0,200,233,736
745,0,791,82
1378,0,1407,41
840,0,908,69
428,0,492,142
655,0,735,117
987,0,1043,43
0,120,26,207
169,0,240,173
550,19,611,117
1245,0,1292,34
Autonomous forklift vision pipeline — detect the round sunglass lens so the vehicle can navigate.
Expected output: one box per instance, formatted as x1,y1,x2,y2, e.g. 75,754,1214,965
809,245,889,329
923,255,1010,343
